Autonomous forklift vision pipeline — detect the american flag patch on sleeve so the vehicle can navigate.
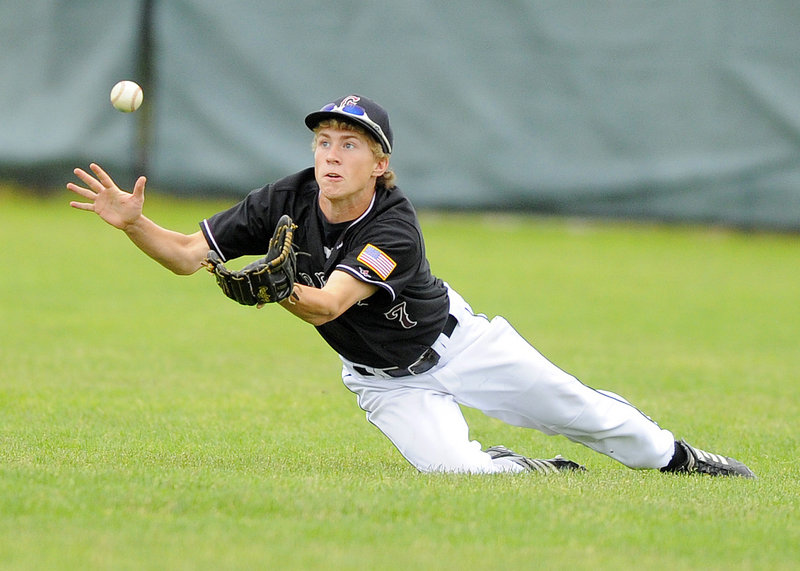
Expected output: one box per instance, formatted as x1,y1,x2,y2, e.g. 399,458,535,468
356,244,397,280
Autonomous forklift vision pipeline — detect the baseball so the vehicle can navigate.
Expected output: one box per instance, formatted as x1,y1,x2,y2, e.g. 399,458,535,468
110,80,143,113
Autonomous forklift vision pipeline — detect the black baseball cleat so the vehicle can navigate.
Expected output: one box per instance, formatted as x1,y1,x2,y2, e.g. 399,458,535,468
662,440,756,479
486,445,587,474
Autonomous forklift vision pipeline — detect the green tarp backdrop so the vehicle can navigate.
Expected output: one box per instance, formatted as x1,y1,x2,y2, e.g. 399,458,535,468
3,1,800,229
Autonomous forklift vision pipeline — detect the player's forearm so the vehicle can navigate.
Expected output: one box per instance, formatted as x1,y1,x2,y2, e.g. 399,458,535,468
123,216,208,275
279,284,342,326
279,272,379,325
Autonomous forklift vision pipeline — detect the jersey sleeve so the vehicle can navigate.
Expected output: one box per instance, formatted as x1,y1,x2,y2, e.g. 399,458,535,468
199,186,274,261
335,218,422,304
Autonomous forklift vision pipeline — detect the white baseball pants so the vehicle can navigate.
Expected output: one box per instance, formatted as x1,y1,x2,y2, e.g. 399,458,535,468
341,286,676,473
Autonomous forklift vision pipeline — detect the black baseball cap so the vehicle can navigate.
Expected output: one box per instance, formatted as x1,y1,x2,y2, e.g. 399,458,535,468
304,94,393,154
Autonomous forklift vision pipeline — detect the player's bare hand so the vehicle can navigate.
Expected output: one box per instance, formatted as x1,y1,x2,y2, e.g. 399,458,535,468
67,163,146,231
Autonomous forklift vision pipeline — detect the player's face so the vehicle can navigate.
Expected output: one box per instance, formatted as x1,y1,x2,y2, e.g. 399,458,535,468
314,127,387,208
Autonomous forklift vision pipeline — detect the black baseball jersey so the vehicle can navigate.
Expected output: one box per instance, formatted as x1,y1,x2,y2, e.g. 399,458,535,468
200,167,449,368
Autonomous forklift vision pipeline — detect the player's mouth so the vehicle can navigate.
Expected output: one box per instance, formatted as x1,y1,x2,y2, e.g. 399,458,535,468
325,172,343,181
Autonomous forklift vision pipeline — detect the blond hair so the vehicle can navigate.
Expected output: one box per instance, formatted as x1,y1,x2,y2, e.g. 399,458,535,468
312,118,396,189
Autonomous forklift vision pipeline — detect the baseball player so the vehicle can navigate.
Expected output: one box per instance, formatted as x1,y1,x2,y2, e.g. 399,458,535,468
67,94,755,478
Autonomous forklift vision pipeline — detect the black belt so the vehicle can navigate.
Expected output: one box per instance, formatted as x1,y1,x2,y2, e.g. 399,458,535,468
354,314,458,378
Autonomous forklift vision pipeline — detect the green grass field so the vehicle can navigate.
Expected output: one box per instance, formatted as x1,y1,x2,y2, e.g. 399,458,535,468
1,186,798,569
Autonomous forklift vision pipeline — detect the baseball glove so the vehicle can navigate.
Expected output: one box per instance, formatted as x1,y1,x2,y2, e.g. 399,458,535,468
203,214,297,305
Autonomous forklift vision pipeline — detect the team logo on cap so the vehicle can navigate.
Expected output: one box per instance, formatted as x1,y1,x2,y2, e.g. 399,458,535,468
340,95,361,107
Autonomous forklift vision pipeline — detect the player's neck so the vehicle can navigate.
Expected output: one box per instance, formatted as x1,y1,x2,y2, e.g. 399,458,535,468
318,186,376,224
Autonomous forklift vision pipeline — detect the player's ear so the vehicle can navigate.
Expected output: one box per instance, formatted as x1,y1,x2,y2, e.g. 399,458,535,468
373,156,389,177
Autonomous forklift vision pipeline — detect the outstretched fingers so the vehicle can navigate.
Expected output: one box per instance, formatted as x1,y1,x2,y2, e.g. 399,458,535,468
68,199,94,212
66,167,100,211
88,163,117,189
71,166,103,193
68,163,124,195
66,164,148,230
